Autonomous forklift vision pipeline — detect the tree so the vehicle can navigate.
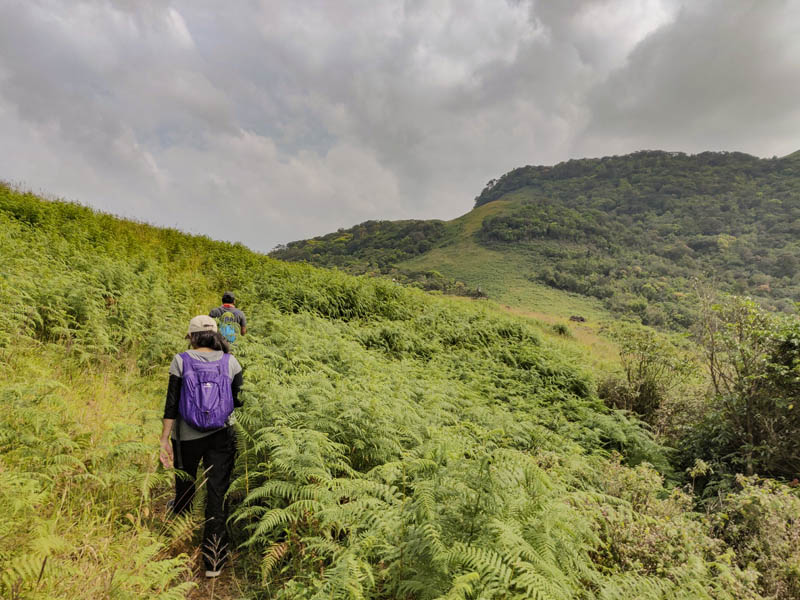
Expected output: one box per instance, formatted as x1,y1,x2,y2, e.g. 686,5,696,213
696,295,800,478
600,324,697,423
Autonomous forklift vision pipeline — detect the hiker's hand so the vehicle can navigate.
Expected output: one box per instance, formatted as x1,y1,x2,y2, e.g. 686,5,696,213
159,437,174,469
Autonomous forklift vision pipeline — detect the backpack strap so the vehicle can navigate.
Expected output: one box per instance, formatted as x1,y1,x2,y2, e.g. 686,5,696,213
174,352,193,469
182,351,228,377
219,353,231,375
179,351,197,376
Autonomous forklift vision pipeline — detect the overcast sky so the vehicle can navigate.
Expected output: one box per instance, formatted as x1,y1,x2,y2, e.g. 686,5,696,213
2,0,799,251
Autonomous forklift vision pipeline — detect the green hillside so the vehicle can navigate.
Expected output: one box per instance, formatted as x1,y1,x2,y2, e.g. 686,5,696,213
272,198,608,321
274,150,800,329
3,183,800,599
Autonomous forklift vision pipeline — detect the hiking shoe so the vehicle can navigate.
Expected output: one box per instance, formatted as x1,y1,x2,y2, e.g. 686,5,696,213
205,569,222,578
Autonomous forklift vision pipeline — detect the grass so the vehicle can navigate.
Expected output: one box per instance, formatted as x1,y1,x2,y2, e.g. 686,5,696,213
1,183,780,599
0,342,196,599
400,193,620,376
402,192,611,322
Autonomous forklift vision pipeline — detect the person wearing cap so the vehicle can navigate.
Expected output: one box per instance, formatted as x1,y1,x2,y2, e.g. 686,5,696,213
158,315,244,578
209,292,247,342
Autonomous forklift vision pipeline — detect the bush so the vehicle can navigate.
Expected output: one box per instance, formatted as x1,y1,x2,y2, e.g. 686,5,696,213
553,323,571,336
713,476,800,600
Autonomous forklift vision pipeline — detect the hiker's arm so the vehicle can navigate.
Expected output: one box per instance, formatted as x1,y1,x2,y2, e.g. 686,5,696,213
239,313,247,336
240,325,247,336
159,374,182,468
232,370,244,408
159,419,175,468
163,375,182,418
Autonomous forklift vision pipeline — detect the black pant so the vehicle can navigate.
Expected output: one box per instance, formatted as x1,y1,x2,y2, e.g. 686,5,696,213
172,427,237,570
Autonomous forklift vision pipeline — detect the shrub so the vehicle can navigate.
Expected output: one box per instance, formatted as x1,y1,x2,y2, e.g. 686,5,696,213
713,476,800,600
553,323,571,336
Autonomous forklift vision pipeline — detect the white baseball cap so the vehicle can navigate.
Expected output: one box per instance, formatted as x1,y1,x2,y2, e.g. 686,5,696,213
187,315,218,334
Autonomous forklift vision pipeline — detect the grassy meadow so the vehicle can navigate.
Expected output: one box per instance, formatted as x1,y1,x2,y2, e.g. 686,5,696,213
400,193,612,323
2,183,798,599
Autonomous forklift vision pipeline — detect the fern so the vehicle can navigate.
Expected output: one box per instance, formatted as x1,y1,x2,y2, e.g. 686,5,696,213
0,186,776,599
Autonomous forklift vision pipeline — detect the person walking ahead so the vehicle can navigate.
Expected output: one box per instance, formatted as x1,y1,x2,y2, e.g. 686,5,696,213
159,315,243,578
209,292,247,344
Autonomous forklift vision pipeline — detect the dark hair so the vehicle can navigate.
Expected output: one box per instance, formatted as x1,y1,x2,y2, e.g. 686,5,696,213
188,330,230,353
222,292,235,304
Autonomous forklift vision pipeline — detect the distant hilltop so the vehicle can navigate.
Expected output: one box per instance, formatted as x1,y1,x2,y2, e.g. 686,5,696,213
273,149,800,329
474,149,800,207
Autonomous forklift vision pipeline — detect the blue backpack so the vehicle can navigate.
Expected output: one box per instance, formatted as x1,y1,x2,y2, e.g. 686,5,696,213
218,309,239,343
178,352,233,431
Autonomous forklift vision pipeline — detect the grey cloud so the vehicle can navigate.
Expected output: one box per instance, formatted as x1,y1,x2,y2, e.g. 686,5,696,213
0,2,233,159
581,0,800,156
0,0,797,251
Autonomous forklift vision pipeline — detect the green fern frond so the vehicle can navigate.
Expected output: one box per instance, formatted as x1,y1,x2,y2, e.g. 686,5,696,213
260,541,290,582
433,571,481,600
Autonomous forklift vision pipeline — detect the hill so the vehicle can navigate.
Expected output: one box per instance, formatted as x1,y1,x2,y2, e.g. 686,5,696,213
273,150,800,328
2,183,798,599
270,219,487,297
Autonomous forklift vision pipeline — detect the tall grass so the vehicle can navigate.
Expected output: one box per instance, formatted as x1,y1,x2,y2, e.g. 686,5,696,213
0,184,779,599
0,345,195,599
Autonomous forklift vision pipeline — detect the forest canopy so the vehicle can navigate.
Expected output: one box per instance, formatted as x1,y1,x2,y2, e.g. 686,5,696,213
475,151,800,327
272,151,800,329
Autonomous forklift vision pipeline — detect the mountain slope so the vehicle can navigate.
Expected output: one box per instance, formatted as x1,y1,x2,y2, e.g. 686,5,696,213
274,150,800,328
0,183,777,599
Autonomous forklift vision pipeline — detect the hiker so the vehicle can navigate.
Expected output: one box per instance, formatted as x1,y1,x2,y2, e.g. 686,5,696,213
209,292,247,345
158,315,243,578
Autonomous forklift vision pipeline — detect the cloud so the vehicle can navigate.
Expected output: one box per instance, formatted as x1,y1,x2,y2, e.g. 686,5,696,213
0,0,797,251
581,0,800,157
155,130,404,249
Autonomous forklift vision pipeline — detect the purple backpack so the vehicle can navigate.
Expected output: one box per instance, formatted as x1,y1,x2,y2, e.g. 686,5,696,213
178,352,234,431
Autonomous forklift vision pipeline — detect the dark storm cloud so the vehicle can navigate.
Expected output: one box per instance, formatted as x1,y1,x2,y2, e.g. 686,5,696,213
0,0,796,251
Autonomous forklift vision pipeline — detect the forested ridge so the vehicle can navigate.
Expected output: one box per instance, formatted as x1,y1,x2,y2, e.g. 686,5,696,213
275,150,800,329
476,150,800,327
2,183,800,599
270,220,484,296
272,220,449,269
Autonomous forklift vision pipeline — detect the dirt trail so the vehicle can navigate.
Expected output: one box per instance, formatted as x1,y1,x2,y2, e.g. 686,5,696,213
152,494,248,599
186,567,243,600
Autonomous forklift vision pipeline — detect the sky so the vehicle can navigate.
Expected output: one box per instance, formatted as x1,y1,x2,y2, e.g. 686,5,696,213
1,0,799,252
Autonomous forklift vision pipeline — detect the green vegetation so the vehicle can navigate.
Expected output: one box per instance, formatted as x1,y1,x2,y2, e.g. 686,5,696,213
476,151,800,327
597,323,698,423
679,296,800,483
0,187,219,598
271,220,484,297
272,220,449,269
275,150,800,330
3,183,800,599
